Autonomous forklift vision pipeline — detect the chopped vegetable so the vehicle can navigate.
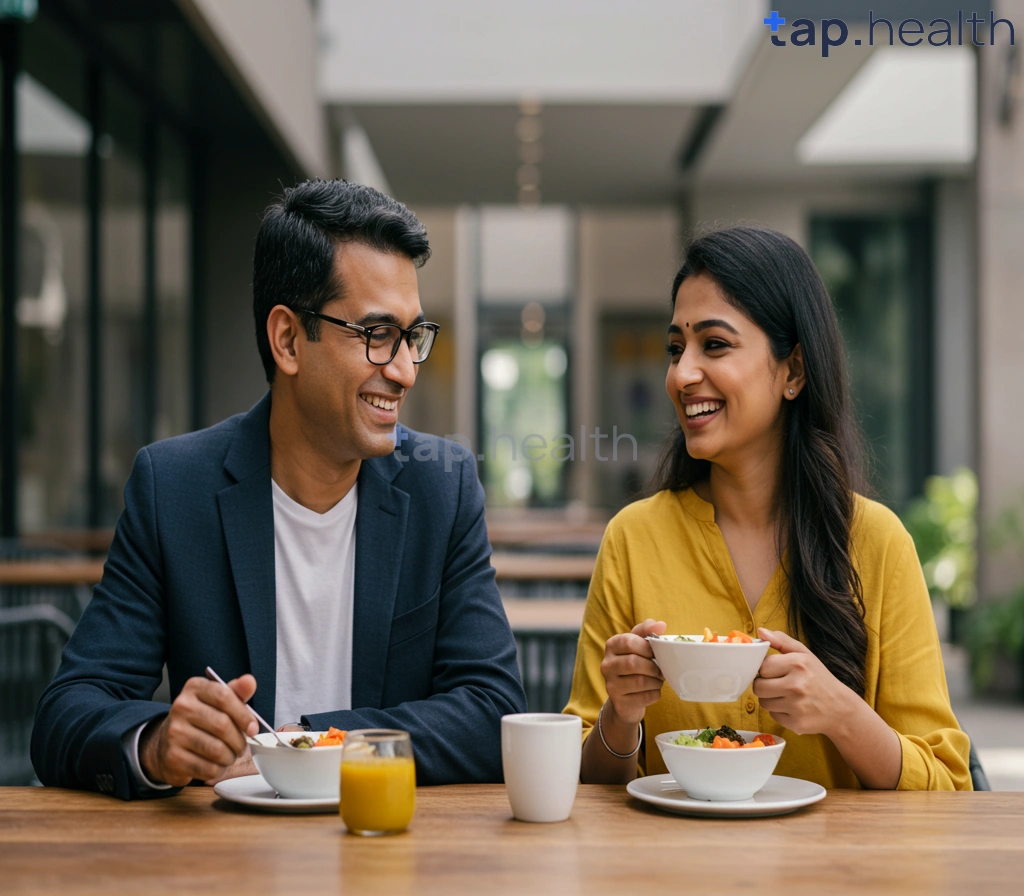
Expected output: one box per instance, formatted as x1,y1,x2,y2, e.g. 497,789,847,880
712,725,745,744
289,735,315,749
671,728,779,749
315,726,347,747
670,627,758,643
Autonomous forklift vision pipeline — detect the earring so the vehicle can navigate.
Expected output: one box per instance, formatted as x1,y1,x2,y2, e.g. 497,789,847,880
788,389,795,396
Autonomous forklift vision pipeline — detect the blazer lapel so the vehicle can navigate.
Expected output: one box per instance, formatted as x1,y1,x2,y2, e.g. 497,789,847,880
351,449,409,709
218,393,277,725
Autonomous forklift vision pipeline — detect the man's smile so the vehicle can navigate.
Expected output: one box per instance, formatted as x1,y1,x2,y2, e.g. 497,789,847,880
359,392,399,411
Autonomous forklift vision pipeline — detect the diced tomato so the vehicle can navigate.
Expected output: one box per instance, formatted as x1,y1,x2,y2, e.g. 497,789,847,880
753,733,775,746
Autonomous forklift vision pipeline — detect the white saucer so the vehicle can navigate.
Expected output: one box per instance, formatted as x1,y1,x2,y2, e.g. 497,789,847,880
213,774,339,814
627,774,826,818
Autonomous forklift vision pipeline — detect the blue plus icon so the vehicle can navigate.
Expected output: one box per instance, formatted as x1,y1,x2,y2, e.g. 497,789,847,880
763,11,785,32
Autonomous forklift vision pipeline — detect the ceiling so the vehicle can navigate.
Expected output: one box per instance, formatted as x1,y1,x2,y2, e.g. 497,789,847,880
331,18,978,208
342,103,701,206
694,27,975,185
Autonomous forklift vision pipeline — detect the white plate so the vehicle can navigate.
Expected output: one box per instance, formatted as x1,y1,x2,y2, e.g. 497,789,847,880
213,774,339,814
627,773,826,818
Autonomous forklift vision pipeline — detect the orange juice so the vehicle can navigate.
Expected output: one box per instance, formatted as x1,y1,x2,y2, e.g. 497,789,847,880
340,756,416,833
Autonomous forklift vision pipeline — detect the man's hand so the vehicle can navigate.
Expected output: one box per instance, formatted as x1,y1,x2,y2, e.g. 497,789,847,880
203,747,257,786
139,674,259,787
204,723,306,786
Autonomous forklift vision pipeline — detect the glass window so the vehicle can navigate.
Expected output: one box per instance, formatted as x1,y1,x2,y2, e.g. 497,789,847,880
810,215,932,508
154,17,192,124
155,127,191,441
596,313,670,510
99,78,146,524
1,45,5,532
18,21,89,532
11,9,198,534
478,306,568,507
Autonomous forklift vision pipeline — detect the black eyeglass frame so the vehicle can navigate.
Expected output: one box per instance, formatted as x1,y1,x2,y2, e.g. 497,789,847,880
297,309,440,365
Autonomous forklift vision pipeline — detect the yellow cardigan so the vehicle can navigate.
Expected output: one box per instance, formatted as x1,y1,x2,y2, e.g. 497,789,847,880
564,488,972,790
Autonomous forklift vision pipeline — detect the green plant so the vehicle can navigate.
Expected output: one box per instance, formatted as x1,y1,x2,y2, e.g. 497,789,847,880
967,584,1024,691
901,467,978,609
967,496,1024,691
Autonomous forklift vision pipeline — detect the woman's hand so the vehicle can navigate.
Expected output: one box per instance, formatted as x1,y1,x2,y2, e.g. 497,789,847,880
754,627,902,789
600,618,667,726
753,628,857,737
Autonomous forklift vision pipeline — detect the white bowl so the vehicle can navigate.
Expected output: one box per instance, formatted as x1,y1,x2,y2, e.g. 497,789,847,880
249,732,344,800
648,634,770,702
655,729,786,801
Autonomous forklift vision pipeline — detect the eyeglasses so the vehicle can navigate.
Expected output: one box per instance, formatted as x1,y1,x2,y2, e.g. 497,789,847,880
298,309,440,365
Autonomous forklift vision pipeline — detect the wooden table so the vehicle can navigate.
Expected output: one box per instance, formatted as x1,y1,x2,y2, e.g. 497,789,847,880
0,554,595,587
486,511,607,549
491,552,595,581
503,598,586,633
1,785,1020,894
0,560,105,586
19,529,116,554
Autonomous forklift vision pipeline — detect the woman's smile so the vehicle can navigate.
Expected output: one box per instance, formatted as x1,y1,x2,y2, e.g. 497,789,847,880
681,397,724,429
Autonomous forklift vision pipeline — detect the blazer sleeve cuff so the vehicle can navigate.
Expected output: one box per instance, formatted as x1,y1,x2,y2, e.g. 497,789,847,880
121,719,175,792
83,704,182,801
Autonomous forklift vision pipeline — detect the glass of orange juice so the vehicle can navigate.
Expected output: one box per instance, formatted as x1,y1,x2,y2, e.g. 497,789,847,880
340,729,416,836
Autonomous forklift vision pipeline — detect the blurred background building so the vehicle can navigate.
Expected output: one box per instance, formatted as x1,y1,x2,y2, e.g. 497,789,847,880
3,0,1019,590
2,0,1024,779
0,0,325,536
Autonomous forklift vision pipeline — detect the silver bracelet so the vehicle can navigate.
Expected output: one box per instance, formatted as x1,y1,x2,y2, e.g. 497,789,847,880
597,704,643,759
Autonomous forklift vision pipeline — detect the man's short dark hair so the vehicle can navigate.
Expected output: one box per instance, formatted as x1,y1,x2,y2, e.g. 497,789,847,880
252,179,431,383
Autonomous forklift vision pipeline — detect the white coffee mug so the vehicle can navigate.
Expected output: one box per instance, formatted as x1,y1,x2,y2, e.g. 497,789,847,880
501,713,582,823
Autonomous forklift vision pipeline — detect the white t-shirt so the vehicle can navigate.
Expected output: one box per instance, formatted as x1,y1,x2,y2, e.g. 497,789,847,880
126,479,359,789
271,479,357,728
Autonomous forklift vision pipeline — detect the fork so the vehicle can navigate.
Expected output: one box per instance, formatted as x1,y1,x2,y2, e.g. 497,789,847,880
204,666,299,749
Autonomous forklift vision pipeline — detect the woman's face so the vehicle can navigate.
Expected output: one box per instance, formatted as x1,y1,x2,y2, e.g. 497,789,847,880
665,273,800,470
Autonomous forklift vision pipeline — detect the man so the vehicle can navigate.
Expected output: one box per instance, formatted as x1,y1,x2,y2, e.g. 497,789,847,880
32,180,527,798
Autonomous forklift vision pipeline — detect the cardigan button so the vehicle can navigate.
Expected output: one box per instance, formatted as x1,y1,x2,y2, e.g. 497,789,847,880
745,621,754,633
745,700,756,713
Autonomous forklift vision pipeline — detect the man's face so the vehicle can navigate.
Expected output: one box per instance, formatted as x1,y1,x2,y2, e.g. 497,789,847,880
293,241,422,464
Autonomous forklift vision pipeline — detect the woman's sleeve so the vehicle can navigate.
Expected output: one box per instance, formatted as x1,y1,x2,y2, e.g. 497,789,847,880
876,531,973,790
562,518,638,752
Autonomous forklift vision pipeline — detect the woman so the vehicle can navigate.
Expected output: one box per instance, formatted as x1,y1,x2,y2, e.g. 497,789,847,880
565,226,970,790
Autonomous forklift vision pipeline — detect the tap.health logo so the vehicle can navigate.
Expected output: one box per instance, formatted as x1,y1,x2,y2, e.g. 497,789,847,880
763,9,1015,57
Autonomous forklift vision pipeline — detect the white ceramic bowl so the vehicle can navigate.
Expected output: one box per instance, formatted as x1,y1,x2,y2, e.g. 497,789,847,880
655,729,786,801
648,634,770,702
249,732,344,800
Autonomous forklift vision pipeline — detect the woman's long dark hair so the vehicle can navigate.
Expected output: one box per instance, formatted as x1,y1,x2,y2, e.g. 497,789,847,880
649,226,869,696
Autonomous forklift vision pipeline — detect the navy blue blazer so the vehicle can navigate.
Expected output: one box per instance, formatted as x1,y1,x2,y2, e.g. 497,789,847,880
32,394,527,799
